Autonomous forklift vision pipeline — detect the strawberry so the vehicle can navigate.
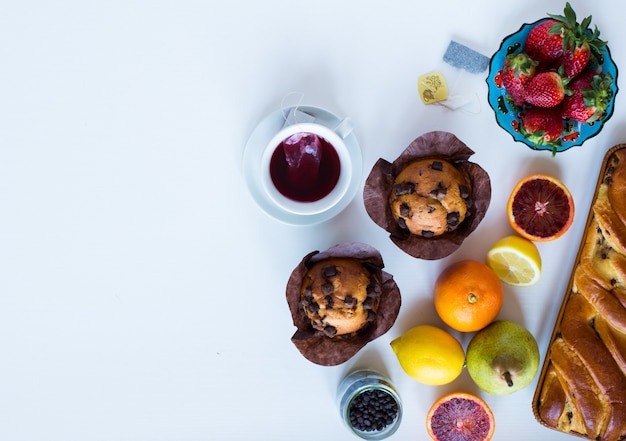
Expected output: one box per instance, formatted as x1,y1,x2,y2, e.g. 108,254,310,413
549,2,607,78
524,19,564,65
560,41,591,79
562,70,614,123
520,106,564,147
525,71,569,107
526,3,607,77
500,52,538,106
560,32,607,78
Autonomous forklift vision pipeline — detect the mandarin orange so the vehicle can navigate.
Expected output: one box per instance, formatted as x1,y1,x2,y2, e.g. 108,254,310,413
433,260,503,332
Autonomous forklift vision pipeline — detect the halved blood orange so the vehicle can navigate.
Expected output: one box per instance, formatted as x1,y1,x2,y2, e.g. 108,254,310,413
507,174,574,242
426,392,495,441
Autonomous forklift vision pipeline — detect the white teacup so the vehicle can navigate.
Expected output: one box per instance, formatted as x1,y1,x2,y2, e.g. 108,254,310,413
261,119,354,216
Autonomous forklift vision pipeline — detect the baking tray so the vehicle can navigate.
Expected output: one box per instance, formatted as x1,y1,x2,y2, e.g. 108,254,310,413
532,143,626,439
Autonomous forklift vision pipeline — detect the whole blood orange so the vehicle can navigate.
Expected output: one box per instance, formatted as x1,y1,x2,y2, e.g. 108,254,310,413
434,260,503,332
507,174,574,242
426,391,495,441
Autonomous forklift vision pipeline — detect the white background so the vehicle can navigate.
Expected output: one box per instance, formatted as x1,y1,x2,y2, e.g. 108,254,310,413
1,1,625,440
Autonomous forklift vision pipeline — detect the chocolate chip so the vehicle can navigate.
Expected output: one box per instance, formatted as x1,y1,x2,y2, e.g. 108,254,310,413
344,295,356,308
447,211,460,230
397,217,407,230
363,297,374,310
366,310,376,322
459,185,470,199
302,287,312,300
394,182,415,195
325,295,334,308
427,205,436,213
323,325,337,337
307,302,320,314
436,184,447,200
323,265,337,278
366,283,381,298
399,202,410,217
422,230,435,238
322,282,334,295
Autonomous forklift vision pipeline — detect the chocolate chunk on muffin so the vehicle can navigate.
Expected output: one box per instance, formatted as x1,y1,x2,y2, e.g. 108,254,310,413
300,258,381,337
389,159,471,237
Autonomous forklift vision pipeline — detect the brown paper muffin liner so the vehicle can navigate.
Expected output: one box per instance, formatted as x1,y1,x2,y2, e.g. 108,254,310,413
286,242,401,366
363,131,491,260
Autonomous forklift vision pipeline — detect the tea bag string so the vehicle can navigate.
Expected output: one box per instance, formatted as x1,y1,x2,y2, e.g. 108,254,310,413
433,71,482,114
280,91,306,124
435,92,482,114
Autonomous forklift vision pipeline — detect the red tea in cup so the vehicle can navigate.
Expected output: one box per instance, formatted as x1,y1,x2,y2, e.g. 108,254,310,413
269,132,341,202
260,120,355,217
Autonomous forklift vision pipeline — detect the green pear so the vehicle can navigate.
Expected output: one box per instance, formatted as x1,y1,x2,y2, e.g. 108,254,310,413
466,320,540,395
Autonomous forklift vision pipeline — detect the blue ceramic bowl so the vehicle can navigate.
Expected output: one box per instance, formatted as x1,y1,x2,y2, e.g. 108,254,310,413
487,18,619,153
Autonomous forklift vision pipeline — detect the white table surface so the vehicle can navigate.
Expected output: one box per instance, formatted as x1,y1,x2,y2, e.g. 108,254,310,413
1,1,625,440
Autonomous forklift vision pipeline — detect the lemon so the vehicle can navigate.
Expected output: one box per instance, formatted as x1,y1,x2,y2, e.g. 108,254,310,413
486,235,542,287
390,325,465,386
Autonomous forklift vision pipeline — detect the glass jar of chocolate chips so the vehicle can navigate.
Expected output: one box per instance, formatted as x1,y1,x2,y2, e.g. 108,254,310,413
337,369,402,439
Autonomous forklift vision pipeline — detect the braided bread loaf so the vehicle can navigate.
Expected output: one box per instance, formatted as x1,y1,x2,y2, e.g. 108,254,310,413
535,146,626,440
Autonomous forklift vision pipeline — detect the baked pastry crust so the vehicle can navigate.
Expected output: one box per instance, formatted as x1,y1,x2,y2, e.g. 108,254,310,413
389,159,470,237
534,146,626,440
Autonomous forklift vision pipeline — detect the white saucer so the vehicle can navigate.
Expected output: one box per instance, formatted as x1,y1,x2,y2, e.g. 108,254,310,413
242,105,362,226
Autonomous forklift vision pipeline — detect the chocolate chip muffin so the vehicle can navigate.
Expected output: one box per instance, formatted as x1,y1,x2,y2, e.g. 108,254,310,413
286,242,401,366
300,258,381,337
363,131,491,260
389,159,471,237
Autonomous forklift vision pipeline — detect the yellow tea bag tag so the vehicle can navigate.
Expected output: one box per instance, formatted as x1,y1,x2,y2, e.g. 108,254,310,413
417,71,448,104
